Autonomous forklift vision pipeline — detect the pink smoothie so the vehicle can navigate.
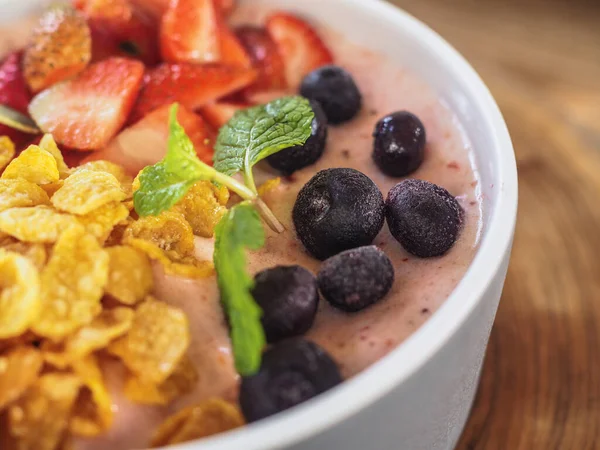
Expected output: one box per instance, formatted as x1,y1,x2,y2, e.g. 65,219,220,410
1,8,481,450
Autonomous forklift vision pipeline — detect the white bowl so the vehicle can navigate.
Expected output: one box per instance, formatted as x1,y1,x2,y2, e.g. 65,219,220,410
0,0,517,449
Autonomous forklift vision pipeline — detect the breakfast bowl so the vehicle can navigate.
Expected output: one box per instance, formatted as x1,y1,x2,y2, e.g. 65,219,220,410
0,0,517,449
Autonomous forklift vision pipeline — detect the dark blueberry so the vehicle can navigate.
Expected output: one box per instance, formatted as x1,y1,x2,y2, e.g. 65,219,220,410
386,179,463,258
372,111,426,177
251,266,319,343
267,101,328,175
318,246,394,312
292,168,385,260
300,65,362,125
239,339,342,422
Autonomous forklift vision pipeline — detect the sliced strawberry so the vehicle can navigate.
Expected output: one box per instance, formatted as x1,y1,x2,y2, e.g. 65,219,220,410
266,12,333,87
130,63,256,124
236,26,287,94
200,101,250,129
23,7,91,93
83,103,215,174
160,0,250,67
28,57,145,151
129,0,170,21
216,0,236,16
0,52,35,149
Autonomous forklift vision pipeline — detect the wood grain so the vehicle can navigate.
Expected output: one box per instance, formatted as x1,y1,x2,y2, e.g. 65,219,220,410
387,0,600,448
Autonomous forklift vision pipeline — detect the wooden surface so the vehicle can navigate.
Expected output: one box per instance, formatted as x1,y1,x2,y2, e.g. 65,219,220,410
390,0,600,448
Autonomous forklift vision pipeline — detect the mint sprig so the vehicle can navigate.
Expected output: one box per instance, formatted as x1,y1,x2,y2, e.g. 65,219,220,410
213,96,314,194
213,203,266,375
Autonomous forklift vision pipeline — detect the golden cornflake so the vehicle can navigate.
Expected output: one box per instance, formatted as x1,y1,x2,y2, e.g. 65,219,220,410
0,346,43,410
257,177,281,197
76,202,130,243
74,160,131,186
1,240,48,270
151,399,245,447
174,181,229,238
105,246,154,305
42,180,65,198
0,249,41,339
32,226,109,340
124,355,198,406
108,298,190,384
1,145,60,185
0,136,15,171
7,373,81,450
0,179,50,212
51,169,126,215
0,206,78,243
70,355,113,437
39,134,70,178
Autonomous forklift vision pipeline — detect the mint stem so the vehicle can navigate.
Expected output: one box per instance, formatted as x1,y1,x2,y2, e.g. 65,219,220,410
254,198,286,234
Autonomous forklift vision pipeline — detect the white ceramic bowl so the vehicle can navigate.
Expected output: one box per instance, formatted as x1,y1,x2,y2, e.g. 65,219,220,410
0,0,517,448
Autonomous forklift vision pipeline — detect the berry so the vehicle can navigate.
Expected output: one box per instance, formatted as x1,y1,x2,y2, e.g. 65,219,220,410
372,111,426,177
251,266,319,343
267,100,328,175
318,246,394,312
293,168,385,260
240,339,342,422
299,65,362,125
385,179,463,258
0,52,34,149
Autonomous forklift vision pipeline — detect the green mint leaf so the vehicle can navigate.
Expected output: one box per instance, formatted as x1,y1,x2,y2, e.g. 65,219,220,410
213,96,314,176
214,203,266,376
134,104,221,216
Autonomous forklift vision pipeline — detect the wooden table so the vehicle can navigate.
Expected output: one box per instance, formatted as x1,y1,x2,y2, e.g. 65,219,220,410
390,0,600,448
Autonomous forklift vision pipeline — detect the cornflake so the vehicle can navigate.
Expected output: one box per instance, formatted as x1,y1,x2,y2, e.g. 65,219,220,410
76,201,130,243
0,206,78,243
0,239,48,270
0,136,15,171
105,246,154,305
32,225,109,340
39,134,70,178
0,178,50,212
174,181,229,238
2,144,60,185
0,346,44,410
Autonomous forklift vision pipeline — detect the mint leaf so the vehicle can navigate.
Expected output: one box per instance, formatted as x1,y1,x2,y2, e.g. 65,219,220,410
214,203,266,376
213,96,314,177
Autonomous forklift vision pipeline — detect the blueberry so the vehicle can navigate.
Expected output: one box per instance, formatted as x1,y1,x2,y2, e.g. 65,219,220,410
372,111,426,177
318,246,394,312
240,339,342,422
252,266,319,343
300,65,362,125
267,101,328,175
386,179,463,258
293,168,385,260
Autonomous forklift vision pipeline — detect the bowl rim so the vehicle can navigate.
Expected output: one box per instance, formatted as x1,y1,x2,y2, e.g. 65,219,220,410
170,0,518,449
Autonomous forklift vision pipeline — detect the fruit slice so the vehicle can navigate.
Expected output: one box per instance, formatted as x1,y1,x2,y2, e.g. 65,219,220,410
23,6,91,93
83,104,215,174
199,102,249,130
0,52,35,148
28,57,145,151
130,0,170,21
266,13,333,87
160,0,250,67
130,63,256,124
216,0,236,16
236,26,287,93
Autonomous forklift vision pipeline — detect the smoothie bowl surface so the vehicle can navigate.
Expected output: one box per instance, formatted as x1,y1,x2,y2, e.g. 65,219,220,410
0,1,516,450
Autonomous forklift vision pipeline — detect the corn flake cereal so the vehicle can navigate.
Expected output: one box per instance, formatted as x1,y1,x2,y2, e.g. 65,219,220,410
70,355,113,437
39,134,70,178
105,246,154,305
76,202,130,243
1,240,48,270
257,177,281,197
2,145,60,185
108,299,190,384
174,181,229,238
0,136,15,171
42,180,65,197
32,226,109,340
7,373,81,450
0,179,50,212
151,399,244,447
0,249,41,339
74,160,131,186
0,346,43,410
0,206,78,243
51,170,126,215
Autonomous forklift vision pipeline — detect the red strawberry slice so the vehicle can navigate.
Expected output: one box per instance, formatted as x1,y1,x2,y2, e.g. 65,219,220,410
160,0,250,67
216,0,236,16
266,13,333,87
200,101,250,129
28,57,145,151
0,52,36,149
82,103,215,174
130,63,257,124
236,26,287,94
129,0,170,21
